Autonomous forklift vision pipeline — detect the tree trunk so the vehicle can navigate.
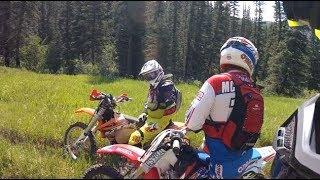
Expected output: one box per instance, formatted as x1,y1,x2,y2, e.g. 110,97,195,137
0,1,11,66
170,1,178,75
15,1,27,68
184,2,195,80
126,35,133,76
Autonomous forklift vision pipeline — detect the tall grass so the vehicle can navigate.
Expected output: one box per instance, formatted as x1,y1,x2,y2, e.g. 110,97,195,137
0,67,308,178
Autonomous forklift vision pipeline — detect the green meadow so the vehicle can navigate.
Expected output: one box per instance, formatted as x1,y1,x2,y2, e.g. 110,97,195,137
0,67,307,178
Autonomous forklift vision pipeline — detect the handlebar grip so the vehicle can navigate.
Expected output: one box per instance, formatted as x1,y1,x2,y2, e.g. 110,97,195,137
172,139,180,155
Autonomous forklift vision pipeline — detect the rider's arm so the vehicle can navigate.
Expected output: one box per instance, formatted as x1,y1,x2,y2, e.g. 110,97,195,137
185,81,215,132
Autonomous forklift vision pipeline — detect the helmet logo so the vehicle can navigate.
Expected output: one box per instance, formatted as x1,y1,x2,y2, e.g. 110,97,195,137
241,54,254,71
227,54,232,60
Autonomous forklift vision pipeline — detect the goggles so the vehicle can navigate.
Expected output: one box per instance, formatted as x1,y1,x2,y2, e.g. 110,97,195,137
143,70,159,81
221,39,258,66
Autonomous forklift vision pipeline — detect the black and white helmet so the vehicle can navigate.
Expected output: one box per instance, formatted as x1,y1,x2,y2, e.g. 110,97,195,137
139,59,164,88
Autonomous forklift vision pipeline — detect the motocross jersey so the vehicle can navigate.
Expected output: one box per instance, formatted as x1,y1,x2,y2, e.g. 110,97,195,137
185,70,243,132
129,75,181,146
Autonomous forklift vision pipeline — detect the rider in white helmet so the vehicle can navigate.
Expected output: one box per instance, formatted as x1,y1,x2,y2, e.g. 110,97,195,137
184,37,264,178
128,59,182,148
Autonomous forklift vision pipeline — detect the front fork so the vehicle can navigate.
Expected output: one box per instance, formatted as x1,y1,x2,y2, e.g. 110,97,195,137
73,108,105,147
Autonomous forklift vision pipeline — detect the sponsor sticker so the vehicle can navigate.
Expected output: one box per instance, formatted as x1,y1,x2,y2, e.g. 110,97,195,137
116,147,133,157
196,91,204,101
241,54,253,71
238,159,255,173
227,54,232,60
215,164,223,179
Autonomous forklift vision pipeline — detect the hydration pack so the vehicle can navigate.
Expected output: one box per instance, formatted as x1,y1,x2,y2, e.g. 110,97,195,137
221,72,264,151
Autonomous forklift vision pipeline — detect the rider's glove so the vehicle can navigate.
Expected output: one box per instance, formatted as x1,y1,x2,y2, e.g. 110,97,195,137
136,113,147,128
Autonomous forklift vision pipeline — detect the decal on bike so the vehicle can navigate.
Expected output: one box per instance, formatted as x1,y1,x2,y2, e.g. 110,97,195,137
241,53,254,71
190,167,208,179
143,149,167,170
131,135,142,144
215,164,223,179
115,147,133,157
237,159,255,174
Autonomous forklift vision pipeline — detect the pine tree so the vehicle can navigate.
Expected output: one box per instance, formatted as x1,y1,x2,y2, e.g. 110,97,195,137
252,1,265,82
309,34,320,90
59,1,76,74
127,1,146,77
166,1,183,76
0,1,11,67
266,29,311,96
209,1,230,77
185,1,196,80
274,1,285,42
230,1,240,36
178,1,191,80
7,1,40,68
43,1,63,73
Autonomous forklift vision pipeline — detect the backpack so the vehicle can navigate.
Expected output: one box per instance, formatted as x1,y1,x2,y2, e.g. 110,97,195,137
159,74,182,112
221,72,264,151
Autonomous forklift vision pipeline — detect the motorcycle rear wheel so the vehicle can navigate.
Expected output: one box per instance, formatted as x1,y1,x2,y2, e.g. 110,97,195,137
63,122,97,160
83,164,123,179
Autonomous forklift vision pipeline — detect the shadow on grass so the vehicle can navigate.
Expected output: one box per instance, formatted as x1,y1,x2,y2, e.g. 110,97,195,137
0,128,62,149
87,75,122,85
87,74,141,85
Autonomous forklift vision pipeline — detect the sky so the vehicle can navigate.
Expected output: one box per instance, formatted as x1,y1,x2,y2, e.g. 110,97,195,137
238,1,275,22
210,1,276,22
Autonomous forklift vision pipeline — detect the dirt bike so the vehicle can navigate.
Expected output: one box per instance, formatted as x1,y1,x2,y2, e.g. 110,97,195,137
63,89,146,160
83,127,276,179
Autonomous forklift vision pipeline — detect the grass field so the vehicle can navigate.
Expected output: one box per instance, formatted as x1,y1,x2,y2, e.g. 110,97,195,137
0,66,309,178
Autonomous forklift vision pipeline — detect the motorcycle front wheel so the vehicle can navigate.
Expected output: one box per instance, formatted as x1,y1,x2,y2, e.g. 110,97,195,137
63,122,97,160
83,164,123,179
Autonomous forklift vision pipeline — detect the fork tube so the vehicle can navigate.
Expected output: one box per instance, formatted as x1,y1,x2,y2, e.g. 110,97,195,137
75,108,105,143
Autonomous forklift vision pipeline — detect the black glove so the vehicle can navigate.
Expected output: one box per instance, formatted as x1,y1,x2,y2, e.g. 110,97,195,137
136,113,147,128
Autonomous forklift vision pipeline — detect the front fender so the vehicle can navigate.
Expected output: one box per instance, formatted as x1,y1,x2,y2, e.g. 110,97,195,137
97,144,145,163
75,108,95,116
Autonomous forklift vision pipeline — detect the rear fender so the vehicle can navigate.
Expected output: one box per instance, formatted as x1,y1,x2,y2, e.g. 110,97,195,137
96,144,145,164
255,146,276,162
75,108,95,116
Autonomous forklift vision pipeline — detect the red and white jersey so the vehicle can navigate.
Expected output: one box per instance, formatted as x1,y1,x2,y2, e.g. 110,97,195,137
185,70,251,131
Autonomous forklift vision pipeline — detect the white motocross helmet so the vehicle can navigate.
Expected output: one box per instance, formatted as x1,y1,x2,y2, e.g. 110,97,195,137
220,37,259,76
139,59,164,88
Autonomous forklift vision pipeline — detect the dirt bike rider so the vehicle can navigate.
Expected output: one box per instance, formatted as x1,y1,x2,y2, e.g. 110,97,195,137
184,37,264,178
128,59,182,148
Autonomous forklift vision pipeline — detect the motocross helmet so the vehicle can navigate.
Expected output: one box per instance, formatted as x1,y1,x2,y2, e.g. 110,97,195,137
139,59,164,88
220,37,259,76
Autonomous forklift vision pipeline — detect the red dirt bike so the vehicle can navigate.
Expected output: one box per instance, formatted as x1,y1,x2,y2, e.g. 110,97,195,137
83,128,276,179
63,89,146,160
